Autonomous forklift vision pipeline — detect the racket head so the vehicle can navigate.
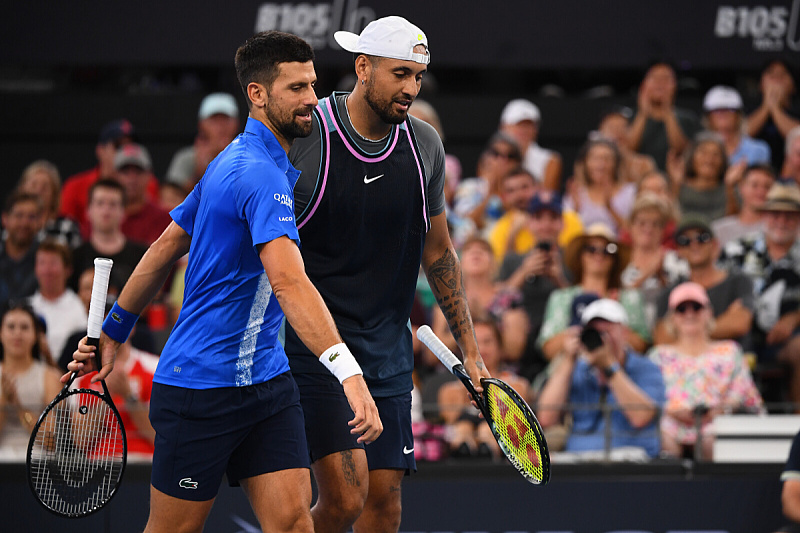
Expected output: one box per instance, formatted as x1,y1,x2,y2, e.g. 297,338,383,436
27,385,127,517
480,377,551,484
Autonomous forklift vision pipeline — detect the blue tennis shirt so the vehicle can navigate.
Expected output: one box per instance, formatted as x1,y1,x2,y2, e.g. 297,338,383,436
155,118,300,389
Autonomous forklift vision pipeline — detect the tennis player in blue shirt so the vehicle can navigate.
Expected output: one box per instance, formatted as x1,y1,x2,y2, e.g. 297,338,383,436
65,31,381,533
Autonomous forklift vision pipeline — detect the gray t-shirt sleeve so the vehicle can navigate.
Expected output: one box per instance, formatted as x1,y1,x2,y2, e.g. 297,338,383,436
288,114,324,218
408,115,446,217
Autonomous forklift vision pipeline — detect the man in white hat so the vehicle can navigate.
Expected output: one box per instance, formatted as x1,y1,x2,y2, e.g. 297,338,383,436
287,15,488,533
537,298,665,458
499,98,563,191
703,85,771,166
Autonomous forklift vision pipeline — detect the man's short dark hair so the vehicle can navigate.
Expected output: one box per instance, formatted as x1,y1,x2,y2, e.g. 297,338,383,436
3,191,42,214
235,31,315,109
37,238,73,270
744,162,776,180
88,178,126,205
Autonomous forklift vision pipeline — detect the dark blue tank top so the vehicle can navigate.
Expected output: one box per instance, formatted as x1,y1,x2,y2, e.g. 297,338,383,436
285,93,431,397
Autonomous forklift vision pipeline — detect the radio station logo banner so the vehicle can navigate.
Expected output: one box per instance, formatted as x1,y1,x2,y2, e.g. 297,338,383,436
714,1,800,51
254,0,377,50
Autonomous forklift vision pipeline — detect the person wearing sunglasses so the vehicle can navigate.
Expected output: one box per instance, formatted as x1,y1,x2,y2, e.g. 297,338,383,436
719,182,800,407
648,282,764,460
537,223,650,362
652,217,754,347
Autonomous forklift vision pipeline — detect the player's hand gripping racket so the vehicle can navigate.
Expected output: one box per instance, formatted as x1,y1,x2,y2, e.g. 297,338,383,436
417,325,550,484
27,258,127,517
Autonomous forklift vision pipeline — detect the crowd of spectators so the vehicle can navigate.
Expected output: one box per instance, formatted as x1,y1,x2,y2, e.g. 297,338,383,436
2,59,800,465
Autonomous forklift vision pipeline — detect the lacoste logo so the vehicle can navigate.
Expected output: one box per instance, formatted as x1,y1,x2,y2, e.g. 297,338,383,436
363,174,385,184
111,312,122,323
328,352,339,362
403,446,414,454
179,477,198,489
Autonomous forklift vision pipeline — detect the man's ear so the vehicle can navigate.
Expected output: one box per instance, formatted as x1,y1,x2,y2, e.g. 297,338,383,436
354,55,371,84
247,82,267,110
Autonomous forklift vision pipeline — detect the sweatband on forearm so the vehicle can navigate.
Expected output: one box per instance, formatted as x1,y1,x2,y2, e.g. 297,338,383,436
319,343,362,383
102,302,140,344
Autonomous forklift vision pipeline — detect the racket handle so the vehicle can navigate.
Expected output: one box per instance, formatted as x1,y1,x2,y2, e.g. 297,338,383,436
87,258,113,340
416,325,462,373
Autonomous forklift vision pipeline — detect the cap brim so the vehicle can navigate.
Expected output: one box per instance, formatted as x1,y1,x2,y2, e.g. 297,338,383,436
759,202,800,212
333,31,360,53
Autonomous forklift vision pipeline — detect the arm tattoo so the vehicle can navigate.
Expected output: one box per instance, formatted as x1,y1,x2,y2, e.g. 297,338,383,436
341,449,361,487
426,247,473,343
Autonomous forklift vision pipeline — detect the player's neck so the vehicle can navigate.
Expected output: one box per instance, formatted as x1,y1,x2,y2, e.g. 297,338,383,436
345,92,392,140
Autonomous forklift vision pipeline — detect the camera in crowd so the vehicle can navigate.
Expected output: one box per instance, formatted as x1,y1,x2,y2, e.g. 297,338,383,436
579,325,604,351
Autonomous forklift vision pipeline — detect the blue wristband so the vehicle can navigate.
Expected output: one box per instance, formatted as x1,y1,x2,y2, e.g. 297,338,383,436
102,302,140,344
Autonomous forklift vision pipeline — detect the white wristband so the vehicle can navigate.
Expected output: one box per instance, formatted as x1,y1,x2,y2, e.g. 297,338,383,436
320,343,363,383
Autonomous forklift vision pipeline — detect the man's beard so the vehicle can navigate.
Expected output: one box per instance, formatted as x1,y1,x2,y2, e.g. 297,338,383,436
266,98,313,141
364,79,410,125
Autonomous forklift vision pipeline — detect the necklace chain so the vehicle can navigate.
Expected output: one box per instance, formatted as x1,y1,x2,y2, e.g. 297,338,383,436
343,97,391,143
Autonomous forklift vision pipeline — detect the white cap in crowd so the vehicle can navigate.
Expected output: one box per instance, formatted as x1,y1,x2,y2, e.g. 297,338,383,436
703,85,743,112
500,98,541,125
580,299,629,326
198,93,239,120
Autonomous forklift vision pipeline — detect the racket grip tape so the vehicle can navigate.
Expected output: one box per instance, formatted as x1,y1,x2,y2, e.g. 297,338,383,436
416,325,462,372
87,258,113,339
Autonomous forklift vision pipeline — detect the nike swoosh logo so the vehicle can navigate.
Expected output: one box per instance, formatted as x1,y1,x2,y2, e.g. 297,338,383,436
403,446,414,454
363,174,385,184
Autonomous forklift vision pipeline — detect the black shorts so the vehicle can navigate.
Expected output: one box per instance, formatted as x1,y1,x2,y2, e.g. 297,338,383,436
294,372,416,473
149,371,309,501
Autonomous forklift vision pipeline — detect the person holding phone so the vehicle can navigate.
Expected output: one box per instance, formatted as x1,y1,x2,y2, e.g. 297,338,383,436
536,298,665,458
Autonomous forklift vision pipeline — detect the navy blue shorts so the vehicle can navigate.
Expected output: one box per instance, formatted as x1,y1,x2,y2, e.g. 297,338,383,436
149,371,309,501
294,372,416,474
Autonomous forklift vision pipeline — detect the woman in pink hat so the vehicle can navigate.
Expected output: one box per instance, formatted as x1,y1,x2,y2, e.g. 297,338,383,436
647,281,763,460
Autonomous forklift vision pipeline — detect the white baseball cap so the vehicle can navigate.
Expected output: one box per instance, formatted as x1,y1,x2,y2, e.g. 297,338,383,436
500,99,541,125
334,16,430,65
580,299,629,326
198,93,239,120
703,85,743,112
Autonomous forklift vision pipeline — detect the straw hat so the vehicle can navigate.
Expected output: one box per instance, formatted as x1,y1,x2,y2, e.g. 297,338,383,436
564,223,630,288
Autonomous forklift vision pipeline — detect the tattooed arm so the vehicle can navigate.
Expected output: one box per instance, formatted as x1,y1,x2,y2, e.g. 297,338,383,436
421,213,490,388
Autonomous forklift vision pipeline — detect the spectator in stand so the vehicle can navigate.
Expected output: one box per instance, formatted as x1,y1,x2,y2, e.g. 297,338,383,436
159,181,189,213
537,223,650,360
626,60,701,171
653,217,754,347
648,282,764,460
781,428,800,530
783,126,800,187
668,132,735,224
497,191,571,381
59,119,159,240
712,163,775,246
0,192,43,305
437,316,531,458
703,85,771,166
566,138,636,233
29,240,87,360
718,183,800,406
620,194,686,330
69,179,148,294
74,325,158,459
596,106,657,185
165,93,240,192
499,98,562,191
537,298,665,459
454,132,522,234
490,176,583,265
747,59,800,174
0,303,62,460
115,143,172,246
619,170,680,249
487,167,538,262
16,160,80,249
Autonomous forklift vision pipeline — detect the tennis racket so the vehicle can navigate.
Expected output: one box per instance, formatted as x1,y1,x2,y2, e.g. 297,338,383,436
417,325,550,484
27,257,127,517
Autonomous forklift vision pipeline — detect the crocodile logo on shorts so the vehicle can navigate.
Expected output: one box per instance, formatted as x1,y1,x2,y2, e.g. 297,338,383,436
179,477,198,489
328,352,340,362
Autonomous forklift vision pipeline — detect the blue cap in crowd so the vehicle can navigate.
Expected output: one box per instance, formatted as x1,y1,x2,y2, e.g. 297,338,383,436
570,292,600,326
98,119,135,144
528,191,563,216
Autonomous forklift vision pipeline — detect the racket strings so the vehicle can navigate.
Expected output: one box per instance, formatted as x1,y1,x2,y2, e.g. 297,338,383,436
484,383,546,483
29,390,124,516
